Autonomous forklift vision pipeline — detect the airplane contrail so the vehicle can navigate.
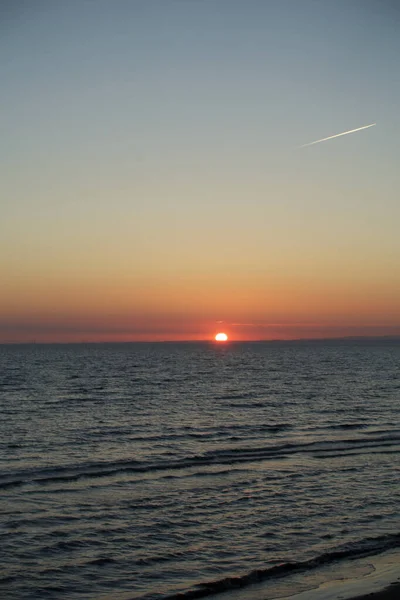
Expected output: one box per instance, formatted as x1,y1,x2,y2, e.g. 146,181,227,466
299,123,376,148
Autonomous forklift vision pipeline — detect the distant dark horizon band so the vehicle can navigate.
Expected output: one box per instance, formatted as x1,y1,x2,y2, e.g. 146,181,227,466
1,334,399,345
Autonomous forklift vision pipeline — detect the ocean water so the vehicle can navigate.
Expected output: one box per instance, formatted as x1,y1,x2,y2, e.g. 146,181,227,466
1,340,400,600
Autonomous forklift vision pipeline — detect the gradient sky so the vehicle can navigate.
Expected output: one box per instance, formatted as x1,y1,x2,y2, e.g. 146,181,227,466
1,0,399,342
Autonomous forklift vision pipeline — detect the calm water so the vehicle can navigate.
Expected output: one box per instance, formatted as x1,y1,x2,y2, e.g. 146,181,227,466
1,340,400,600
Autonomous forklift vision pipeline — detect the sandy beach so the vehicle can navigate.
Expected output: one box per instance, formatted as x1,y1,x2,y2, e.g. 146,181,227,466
224,550,400,600
352,582,400,600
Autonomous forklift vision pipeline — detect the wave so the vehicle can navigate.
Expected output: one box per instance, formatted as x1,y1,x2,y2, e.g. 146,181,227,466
1,432,399,490
79,422,293,443
214,393,256,400
161,533,400,600
323,422,369,430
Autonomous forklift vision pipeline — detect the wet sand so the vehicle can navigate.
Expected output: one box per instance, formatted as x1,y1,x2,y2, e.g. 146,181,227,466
351,582,400,600
264,550,400,600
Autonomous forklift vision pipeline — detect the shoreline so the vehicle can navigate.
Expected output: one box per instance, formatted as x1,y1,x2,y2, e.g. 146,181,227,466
217,550,400,600
273,549,400,600
351,582,400,600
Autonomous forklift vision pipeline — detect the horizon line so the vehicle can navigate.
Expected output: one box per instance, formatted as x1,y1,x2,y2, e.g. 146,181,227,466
1,334,399,345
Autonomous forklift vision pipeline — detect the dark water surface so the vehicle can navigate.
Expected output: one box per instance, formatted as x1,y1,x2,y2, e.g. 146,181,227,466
1,340,399,599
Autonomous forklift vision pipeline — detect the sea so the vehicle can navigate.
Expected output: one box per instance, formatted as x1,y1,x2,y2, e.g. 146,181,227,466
1,339,400,600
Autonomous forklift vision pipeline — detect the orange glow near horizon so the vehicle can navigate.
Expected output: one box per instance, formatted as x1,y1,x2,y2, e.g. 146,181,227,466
1,272,400,343
1,261,400,343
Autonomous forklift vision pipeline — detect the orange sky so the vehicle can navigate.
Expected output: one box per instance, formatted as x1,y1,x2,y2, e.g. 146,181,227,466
1,267,399,342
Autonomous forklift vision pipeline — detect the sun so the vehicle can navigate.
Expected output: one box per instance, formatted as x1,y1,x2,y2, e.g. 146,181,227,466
215,332,228,342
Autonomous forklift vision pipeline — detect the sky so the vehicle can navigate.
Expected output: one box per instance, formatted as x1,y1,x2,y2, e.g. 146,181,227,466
1,0,399,342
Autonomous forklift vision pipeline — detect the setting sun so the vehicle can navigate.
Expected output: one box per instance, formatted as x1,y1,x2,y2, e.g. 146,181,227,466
215,333,228,342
